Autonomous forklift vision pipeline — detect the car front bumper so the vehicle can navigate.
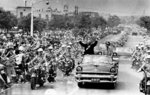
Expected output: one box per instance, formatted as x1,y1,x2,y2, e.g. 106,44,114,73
75,74,117,83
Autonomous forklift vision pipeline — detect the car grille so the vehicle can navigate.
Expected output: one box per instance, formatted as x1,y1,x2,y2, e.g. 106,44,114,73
77,72,111,75
76,72,118,81
78,77,116,81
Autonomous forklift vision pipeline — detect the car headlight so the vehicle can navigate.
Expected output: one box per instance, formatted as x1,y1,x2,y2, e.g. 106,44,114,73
113,52,118,56
76,66,82,71
110,67,116,73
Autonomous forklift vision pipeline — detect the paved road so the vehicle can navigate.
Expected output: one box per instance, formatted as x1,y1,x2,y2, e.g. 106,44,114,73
124,35,144,48
0,35,145,95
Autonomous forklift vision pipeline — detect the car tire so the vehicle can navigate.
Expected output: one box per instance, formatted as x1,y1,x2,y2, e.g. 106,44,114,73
146,86,150,95
31,77,36,90
78,82,84,88
39,81,44,87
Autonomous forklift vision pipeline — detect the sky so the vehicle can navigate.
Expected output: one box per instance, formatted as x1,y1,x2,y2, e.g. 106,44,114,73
0,0,150,16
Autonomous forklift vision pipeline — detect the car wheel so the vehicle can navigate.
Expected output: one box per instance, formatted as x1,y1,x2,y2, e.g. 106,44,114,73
39,80,44,87
78,82,84,88
31,77,36,90
146,86,150,95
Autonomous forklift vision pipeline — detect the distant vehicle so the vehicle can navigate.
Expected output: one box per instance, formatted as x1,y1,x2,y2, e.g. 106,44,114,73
75,55,119,88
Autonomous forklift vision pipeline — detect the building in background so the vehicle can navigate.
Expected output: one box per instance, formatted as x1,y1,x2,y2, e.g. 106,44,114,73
16,6,31,18
15,0,64,20
15,0,81,20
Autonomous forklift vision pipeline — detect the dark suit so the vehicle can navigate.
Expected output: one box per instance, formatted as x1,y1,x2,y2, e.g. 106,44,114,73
79,41,98,55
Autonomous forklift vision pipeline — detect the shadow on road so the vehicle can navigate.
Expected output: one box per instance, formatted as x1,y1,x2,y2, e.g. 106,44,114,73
79,83,118,90
116,81,126,90
35,83,55,90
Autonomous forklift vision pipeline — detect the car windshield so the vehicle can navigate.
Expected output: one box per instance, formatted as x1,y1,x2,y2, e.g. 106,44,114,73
82,55,112,65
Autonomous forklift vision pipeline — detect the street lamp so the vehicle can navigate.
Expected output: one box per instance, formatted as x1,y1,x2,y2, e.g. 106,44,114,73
30,0,49,36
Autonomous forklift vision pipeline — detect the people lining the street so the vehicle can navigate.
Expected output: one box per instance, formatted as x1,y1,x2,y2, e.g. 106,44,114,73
0,27,127,90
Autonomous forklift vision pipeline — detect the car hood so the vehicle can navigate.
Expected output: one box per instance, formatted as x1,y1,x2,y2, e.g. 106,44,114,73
80,64,114,73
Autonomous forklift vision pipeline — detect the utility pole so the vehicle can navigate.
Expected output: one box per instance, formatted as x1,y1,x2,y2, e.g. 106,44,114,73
25,0,27,7
30,0,50,36
30,2,34,36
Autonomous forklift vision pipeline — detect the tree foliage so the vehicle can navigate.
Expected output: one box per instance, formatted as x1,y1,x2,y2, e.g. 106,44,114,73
77,15,92,29
49,14,108,31
137,16,150,31
50,14,108,38
18,14,46,34
48,15,75,30
0,9,18,32
107,15,121,28
34,18,47,32
91,16,107,30
18,15,30,33
48,15,66,30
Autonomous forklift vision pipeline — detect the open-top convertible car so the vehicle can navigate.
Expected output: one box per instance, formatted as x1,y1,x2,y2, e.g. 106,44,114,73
75,55,119,88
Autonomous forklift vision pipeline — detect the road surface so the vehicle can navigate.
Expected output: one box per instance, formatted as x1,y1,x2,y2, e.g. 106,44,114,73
0,35,145,95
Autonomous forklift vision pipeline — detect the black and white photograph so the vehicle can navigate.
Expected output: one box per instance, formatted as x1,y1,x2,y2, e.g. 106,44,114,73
0,0,150,95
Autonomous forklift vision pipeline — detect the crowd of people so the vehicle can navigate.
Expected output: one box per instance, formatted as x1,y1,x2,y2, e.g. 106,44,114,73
0,27,124,91
131,35,150,70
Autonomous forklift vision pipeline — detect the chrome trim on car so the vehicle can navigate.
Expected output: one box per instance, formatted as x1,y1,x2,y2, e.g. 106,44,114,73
75,74,117,78
76,79,117,83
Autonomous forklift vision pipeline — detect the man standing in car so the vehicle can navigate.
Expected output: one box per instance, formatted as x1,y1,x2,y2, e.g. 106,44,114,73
79,38,98,55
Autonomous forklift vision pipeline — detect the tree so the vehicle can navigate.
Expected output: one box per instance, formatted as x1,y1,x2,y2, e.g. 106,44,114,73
18,14,46,35
34,18,47,33
0,10,18,32
48,15,66,30
18,15,30,34
65,16,75,29
107,15,121,28
48,15,76,30
91,16,107,30
77,15,92,29
137,16,150,31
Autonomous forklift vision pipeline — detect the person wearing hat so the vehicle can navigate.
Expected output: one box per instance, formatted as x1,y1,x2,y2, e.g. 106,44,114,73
37,48,44,58
64,48,75,76
54,44,65,57
15,46,26,82
28,48,46,67
44,46,54,71
2,43,15,82
45,46,57,82
67,45,71,52
0,62,11,89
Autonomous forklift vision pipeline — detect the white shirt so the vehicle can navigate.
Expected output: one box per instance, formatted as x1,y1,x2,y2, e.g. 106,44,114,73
15,53,24,65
